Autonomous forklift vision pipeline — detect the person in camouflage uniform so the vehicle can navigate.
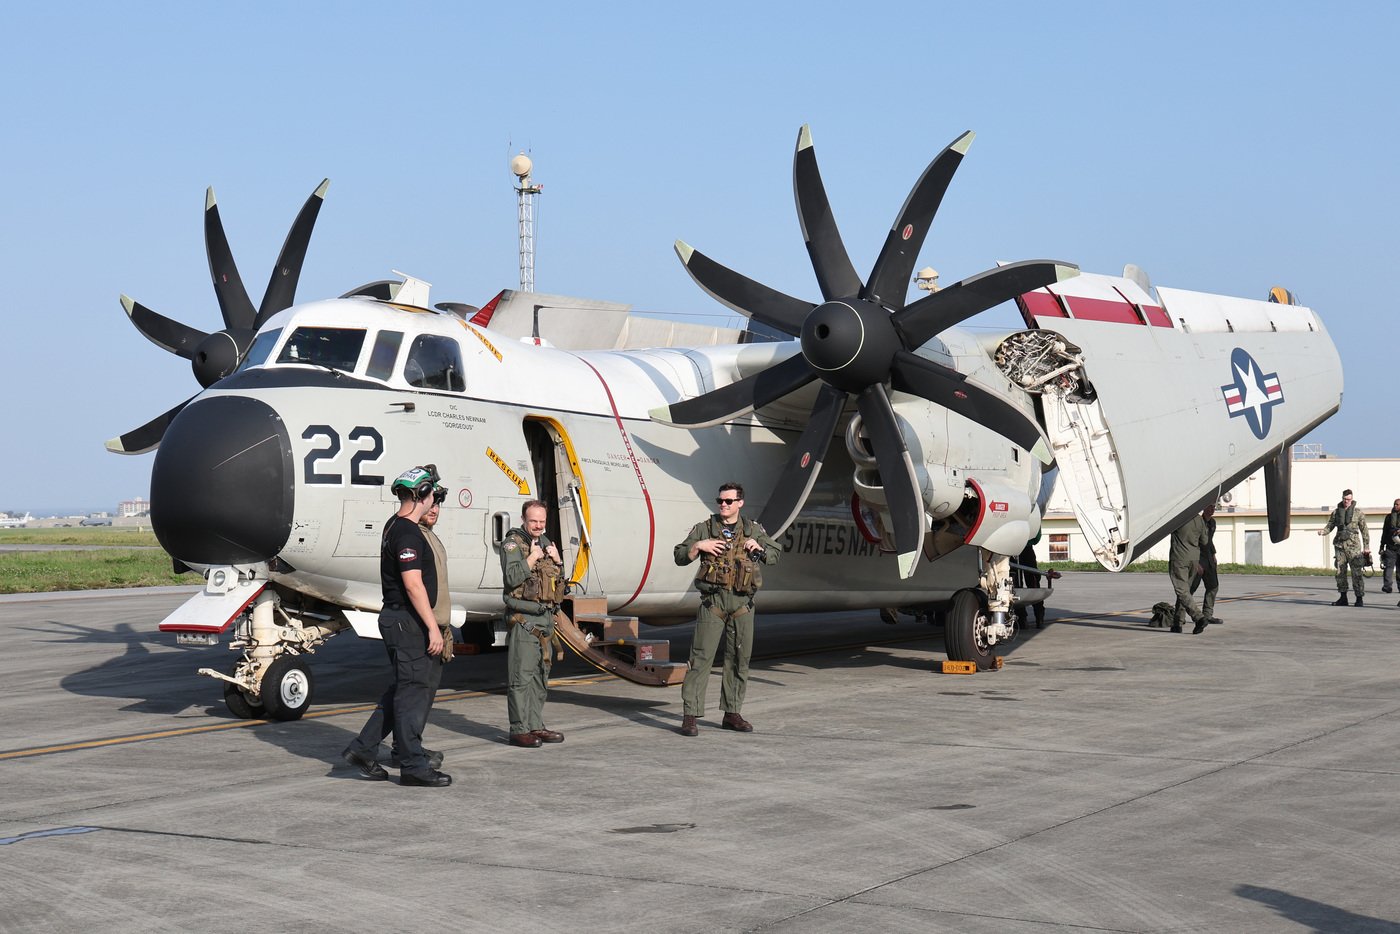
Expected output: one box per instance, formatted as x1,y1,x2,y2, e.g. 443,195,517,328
1318,489,1370,606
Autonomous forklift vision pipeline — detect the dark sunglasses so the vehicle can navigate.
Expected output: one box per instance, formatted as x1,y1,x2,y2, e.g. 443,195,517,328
432,488,448,505
715,497,740,505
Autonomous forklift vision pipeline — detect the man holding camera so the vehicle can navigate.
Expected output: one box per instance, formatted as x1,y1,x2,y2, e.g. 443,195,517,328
673,482,781,737
501,499,567,748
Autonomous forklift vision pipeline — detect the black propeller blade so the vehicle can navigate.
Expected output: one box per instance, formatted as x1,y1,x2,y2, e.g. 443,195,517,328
793,125,861,301
661,126,1079,577
110,180,329,454
891,350,1050,463
204,188,258,332
121,295,207,360
856,384,926,578
674,241,813,337
863,131,974,309
256,179,329,329
893,259,1077,351
757,383,849,535
105,397,194,455
650,353,817,428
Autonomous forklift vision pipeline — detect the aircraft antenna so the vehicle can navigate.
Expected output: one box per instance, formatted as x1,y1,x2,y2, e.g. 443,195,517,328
511,153,542,293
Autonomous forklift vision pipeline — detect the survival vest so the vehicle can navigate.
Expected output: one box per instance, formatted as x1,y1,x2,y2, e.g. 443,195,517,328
505,530,566,608
694,516,766,596
1331,504,1358,544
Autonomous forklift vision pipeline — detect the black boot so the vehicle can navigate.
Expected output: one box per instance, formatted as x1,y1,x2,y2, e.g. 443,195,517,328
1333,594,1349,606
1354,595,1364,607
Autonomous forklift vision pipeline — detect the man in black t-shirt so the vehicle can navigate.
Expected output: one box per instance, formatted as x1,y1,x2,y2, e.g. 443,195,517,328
342,465,451,788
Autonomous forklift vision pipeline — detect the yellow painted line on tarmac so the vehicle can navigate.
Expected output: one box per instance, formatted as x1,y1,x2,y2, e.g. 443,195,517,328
0,675,623,761
0,591,1305,761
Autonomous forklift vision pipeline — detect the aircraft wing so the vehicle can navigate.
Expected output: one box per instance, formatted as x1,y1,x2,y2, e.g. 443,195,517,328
1014,272,1341,570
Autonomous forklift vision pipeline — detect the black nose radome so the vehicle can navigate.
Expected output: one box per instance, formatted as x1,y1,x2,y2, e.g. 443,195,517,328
151,395,293,565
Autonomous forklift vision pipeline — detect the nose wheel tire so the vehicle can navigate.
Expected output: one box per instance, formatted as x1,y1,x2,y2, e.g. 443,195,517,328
260,655,315,721
945,589,998,671
223,681,266,720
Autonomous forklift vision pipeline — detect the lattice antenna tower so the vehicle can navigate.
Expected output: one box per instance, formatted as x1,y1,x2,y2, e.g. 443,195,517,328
511,152,542,293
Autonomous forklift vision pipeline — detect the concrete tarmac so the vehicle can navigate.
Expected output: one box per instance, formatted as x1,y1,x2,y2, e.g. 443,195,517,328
2,573,1399,933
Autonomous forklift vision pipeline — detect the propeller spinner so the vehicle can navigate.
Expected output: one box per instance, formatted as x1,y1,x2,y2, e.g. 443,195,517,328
106,180,330,454
651,126,1077,578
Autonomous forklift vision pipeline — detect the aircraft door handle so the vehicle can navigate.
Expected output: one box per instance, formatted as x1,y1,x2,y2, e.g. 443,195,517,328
390,402,416,412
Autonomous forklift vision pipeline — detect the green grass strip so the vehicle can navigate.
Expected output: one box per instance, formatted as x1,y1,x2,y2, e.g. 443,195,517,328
0,549,193,594
0,528,160,547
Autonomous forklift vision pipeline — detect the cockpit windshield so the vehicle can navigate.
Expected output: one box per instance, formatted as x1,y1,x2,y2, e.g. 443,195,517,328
275,327,366,373
237,328,283,371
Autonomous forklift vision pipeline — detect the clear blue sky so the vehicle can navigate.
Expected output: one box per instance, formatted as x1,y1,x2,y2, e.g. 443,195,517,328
1,1,1395,514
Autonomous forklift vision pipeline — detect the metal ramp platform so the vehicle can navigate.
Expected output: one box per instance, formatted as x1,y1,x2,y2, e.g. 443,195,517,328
553,596,687,687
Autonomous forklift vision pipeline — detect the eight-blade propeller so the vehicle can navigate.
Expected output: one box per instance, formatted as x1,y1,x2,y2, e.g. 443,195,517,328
107,180,329,454
652,126,1078,578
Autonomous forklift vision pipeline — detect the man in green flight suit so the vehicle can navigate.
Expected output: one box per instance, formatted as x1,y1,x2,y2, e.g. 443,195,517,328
1318,488,1370,606
674,482,781,736
501,499,567,747
1189,502,1223,626
1169,507,1213,635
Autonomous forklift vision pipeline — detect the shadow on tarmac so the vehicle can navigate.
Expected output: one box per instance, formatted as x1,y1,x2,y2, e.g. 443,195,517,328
1236,884,1400,933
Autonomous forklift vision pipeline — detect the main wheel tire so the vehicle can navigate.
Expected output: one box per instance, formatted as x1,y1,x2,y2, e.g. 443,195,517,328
260,655,315,721
946,589,997,671
223,681,265,720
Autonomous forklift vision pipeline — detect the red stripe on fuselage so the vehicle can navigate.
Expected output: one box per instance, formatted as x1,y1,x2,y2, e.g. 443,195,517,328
1064,295,1142,325
1020,290,1067,318
577,358,656,611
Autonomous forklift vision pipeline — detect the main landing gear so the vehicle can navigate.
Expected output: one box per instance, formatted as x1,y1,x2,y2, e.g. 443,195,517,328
943,551,1052,671
944,589,1005,671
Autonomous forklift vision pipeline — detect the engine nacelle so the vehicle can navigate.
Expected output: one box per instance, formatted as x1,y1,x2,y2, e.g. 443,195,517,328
961,476,1039,555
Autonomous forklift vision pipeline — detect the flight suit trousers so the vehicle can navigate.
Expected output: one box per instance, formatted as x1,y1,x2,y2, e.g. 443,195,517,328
1190,561,1219,619
507,614,552,734
348,610,437,774
1383,549,1399,592
681,589,754,717
1170,563,1204,627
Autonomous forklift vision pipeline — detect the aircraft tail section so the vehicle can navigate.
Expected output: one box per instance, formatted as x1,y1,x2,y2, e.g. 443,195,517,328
1006,271,1341,570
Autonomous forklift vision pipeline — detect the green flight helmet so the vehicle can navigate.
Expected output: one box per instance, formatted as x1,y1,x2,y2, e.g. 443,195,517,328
391,464,440,501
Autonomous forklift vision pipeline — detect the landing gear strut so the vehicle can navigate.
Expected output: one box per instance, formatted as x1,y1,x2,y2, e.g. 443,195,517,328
200,588,344,721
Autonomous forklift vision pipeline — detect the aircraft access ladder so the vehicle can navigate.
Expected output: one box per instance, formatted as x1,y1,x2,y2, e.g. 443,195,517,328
551,596,687,687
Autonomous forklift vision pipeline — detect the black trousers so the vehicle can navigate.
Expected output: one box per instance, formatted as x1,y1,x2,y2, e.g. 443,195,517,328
348,610,439,774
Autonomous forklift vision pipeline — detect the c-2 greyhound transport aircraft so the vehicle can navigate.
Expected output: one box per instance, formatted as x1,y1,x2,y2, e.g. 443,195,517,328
107,126,1342,720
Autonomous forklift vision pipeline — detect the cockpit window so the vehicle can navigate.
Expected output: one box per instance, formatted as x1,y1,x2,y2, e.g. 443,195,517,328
275,327,366,373
366,330,403,382
404,335,465,392
238,328,284,371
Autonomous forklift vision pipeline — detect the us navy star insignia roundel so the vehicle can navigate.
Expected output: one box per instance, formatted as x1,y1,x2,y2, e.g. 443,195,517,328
1221,347,1285,440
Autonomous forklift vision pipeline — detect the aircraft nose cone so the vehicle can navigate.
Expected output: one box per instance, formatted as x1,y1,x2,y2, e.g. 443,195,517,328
150,396,294,566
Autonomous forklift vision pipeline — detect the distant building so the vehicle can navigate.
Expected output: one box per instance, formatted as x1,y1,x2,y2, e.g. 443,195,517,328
1038,448,1398,569
119,497,150,517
